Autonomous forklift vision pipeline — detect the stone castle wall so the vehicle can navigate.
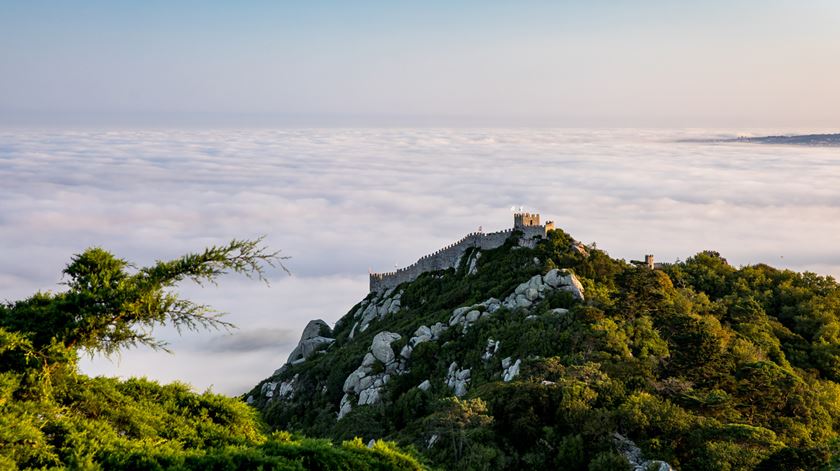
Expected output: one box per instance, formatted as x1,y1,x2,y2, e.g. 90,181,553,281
370,222,548,293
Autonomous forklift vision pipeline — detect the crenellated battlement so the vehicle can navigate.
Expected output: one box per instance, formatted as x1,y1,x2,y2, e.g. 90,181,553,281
369,214,553,292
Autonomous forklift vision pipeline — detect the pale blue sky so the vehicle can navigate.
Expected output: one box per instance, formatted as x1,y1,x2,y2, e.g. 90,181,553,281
2,1,839,127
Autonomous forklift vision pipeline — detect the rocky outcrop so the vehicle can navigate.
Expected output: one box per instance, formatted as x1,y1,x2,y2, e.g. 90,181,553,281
501,357,521,382
286,320,335,365
278,266,585,421
371,331,401,364
446,362,471,397
466,251,482,275
261,381,277,398
482,338,500,361
338,394,353,419
339,331,406,419
349,289,403,337
613,433,674,471
449,298,500,333
501,268,584,311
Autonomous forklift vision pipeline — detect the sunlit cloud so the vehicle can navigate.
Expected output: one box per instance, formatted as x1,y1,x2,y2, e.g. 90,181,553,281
2,128,839,394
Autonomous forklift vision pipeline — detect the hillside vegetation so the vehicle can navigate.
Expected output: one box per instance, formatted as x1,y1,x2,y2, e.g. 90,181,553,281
0,241,424,470
252,229,840,470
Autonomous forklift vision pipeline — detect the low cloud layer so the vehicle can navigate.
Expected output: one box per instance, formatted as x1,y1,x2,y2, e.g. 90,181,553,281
202,328,299,354
2,128,839,394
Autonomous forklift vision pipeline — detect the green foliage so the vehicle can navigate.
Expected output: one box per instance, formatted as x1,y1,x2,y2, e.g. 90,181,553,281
2,238,284,356
255,230,840,470
0,241,425,470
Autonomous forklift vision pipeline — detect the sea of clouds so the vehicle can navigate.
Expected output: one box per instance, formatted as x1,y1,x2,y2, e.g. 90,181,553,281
2,128,839,394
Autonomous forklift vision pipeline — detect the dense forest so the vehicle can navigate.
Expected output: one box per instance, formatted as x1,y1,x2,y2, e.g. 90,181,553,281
4,229,840,470
252,229,840,470
0,240,424,470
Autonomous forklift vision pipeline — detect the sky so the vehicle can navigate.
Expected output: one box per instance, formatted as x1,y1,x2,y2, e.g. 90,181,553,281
2,1,840,127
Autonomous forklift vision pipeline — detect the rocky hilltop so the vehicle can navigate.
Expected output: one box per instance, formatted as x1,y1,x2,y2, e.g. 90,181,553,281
247,226,840,470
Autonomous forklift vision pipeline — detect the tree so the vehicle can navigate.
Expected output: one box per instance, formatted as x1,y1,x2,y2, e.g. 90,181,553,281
0,237,286,358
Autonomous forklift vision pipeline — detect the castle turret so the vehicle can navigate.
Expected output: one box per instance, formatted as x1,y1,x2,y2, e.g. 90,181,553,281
514,212,540,228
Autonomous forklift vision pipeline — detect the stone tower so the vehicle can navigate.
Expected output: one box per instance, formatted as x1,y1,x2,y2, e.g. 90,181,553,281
514,212,540,228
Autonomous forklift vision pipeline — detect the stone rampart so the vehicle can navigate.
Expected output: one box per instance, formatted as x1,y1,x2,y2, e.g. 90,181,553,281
369,222,550,293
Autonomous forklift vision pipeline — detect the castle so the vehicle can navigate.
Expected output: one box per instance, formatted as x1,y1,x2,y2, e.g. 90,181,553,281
369,213,554,293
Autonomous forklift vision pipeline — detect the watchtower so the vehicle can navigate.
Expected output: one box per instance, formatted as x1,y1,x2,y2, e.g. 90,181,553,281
514,212,540,228
645,254,655,270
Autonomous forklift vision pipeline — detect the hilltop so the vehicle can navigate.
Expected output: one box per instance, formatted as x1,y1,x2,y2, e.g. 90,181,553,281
249,220,840,470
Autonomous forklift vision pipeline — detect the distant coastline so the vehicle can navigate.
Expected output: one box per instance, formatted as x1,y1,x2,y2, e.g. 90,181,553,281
683,133,840,147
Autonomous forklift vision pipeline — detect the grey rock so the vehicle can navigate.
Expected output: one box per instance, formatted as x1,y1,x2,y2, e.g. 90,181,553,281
560,273,585,301
467,252,481,275
286,336,335,364
452,306,472,317
371,331,401,364
418,379,432,391
503,359,521,382
343,367,367,393
362,352,376,367
301,319,331,340
430,322,447,338
571,243,589,257
337,394,353,419
543,268,562,288
466,310,481,322
285,319,336,364
527,274,543,289
358,376,374,391
613,432,674,471
262,382,278,398
388,299,401,314
410,325,433,346
400,344,412,359
414,325,432,338
482,338,500,360
515,294,532,308
358,387,380,406
276,374,298,399
525,287,539,301
446,362,471,397
349,322,358,340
